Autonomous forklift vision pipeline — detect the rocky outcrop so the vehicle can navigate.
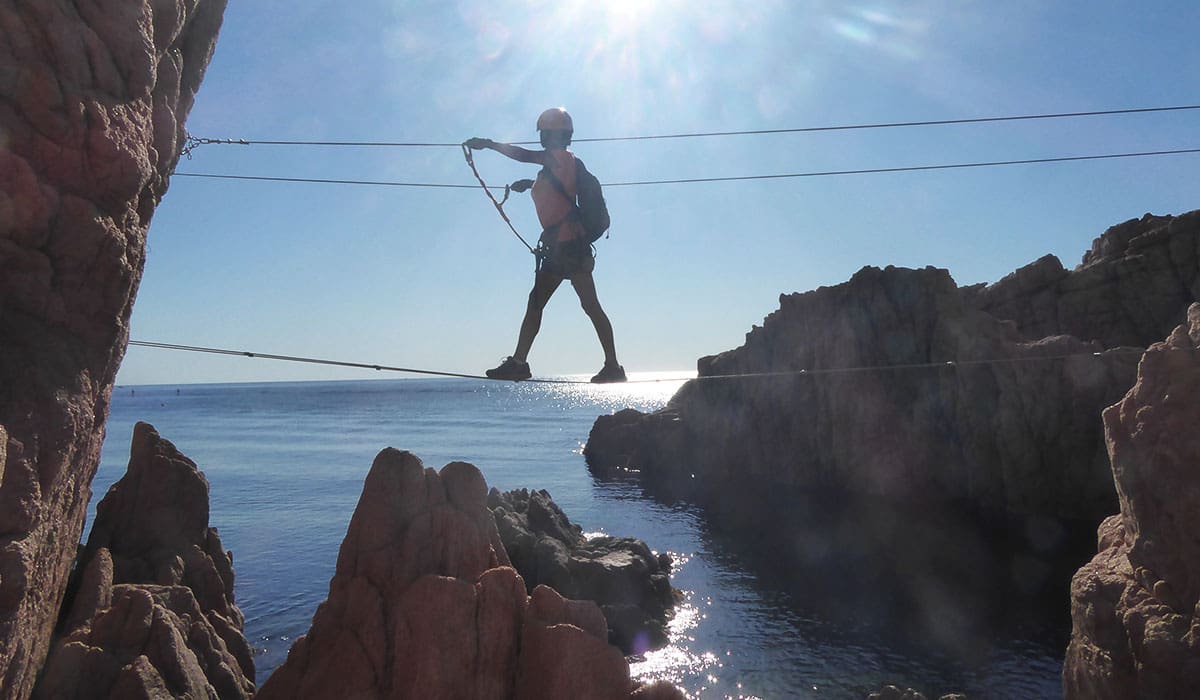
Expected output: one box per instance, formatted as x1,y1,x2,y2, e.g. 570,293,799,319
33,422,253,698
0,2,227,697
489,488,677,655
588,264,1139,521
1063,303,1200,699
968,211,1200,348
259,449,684,700
585,217,1198,639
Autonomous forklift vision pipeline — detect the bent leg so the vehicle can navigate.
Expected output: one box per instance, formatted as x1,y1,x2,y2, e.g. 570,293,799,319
514,271,563,362
569,272,618,365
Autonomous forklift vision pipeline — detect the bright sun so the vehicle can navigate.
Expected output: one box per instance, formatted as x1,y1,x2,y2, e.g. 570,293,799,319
603,0,655,26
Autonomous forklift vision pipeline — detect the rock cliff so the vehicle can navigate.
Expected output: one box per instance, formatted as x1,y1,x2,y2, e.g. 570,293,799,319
489,488,677,655
1063,303,1200,698
968,211,1200,347
584,212,1197,636
0,2,227,697
33,422,254,698
259,449,683,700
588,263,1139,519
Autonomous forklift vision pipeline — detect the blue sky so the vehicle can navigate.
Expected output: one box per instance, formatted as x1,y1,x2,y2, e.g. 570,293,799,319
120,0,1200,385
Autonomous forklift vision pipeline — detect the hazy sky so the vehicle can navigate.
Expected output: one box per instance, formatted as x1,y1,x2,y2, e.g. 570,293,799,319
120,0,1200,385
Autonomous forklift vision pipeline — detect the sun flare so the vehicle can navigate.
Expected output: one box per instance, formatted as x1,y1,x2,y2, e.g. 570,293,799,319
602,0,656,27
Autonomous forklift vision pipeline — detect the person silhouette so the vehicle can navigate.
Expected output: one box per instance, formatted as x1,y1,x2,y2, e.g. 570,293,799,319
466,108,626,383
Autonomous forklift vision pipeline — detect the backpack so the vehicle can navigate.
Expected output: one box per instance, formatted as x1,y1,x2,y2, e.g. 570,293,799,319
542,156,610,244
573,158,610,243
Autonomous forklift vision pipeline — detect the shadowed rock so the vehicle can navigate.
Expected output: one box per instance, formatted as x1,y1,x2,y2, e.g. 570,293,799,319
259,450,683,699
587,264,1138,521
970,211,1200,348
1063,303,1200,698
584,215,1199,647
490,488,678,654
0,2,227,697
33,422,253,698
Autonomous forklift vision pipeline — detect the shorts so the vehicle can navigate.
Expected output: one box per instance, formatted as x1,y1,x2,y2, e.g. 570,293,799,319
537,237,595,279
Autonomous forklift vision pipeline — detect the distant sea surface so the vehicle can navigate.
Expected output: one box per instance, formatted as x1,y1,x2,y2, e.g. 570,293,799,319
96,377,1064,699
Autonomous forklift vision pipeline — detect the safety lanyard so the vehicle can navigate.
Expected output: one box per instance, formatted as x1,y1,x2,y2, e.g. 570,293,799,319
461,144,535,254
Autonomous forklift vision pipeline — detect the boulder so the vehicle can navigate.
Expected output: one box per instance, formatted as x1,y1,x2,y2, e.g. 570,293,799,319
33,423,254,698
489,488,677,654
259,450,681,699
1063,303,1200,698
0,2,227,697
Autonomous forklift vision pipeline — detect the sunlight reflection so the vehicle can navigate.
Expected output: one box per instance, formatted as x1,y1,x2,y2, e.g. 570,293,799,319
629,584,765,700
629,593,722,688
534,371,693,414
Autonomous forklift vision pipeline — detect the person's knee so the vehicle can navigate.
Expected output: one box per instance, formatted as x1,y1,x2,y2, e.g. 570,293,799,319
528,286,551,310
580,297,604,318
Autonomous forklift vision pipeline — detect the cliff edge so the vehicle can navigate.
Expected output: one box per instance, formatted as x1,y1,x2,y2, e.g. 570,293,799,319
585,210,1198,638
0,2,227,697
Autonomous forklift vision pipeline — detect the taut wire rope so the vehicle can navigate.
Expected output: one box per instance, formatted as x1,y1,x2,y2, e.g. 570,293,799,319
127,340,1151,386
179,104,1200,151
173,146,1200,191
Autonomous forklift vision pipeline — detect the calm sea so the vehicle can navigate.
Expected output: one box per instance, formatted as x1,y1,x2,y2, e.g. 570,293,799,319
94,376,1064,699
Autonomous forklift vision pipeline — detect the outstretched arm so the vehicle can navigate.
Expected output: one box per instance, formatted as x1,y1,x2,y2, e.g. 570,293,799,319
464,137,546,165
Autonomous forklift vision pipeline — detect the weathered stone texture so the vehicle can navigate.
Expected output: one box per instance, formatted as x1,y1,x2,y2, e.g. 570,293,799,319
585,217,1197,647
587,212,1198,521
258,450,681,699
588,264,1138,521
0,2,226,695
490,487,677,655
973,211,1200,347
1064,303,1200,698
33,422,253,698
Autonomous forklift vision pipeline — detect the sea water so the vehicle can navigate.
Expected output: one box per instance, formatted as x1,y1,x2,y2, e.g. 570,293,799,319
95,377,1064,699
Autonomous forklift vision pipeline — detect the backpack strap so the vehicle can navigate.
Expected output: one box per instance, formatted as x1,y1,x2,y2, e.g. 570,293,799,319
539,156,579,211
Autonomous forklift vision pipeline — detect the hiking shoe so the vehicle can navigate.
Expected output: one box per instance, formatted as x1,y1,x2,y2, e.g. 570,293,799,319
590,362,627,384
486,356,531,381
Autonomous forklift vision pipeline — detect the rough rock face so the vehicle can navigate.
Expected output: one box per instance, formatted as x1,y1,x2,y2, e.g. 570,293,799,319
489,488,677,654
968,210,1200,348
588,264,1138,522
259,449,683,700
1063,303,1200,699
33,422,253,698
0,2,227,697
584,218,1197,640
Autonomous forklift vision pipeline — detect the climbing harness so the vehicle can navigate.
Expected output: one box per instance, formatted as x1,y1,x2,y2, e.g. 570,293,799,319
461,143,537,256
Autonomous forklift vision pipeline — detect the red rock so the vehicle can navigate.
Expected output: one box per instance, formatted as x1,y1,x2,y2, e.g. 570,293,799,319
1064,303,1200,698
0,2,227,697
34,424,254,698
516,585,631,700
259,450,680,699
